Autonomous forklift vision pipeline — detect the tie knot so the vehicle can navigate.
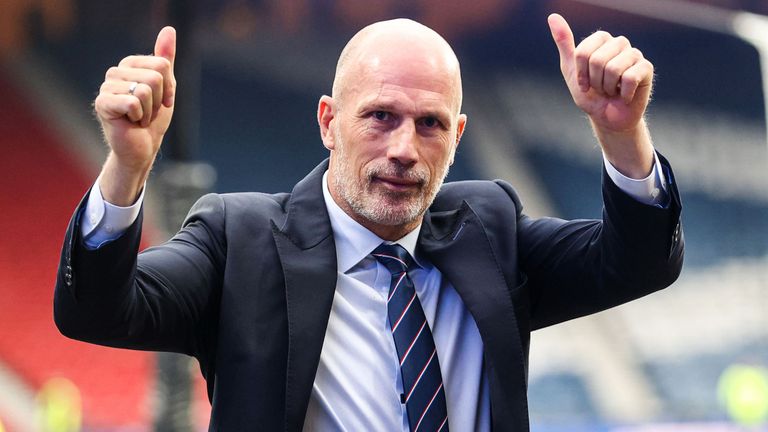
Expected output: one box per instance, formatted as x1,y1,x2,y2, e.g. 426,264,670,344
371,243,414,275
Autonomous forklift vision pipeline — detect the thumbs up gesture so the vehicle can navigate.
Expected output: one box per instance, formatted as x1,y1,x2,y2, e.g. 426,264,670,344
548,14,656,179
93,27,177,205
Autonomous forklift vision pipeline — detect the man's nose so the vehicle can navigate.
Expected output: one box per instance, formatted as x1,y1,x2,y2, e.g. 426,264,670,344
386,121,418,165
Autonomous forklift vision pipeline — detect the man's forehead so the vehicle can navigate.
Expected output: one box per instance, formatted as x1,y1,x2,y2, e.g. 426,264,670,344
343,66,460,116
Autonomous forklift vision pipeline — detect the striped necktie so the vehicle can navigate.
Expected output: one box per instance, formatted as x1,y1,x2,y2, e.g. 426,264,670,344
372,243,449,432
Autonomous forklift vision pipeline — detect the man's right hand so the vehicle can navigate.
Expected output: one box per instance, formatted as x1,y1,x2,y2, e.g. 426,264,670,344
94,26,176,206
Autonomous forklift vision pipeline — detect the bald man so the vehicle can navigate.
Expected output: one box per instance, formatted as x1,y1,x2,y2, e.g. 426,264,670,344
55,16,683,431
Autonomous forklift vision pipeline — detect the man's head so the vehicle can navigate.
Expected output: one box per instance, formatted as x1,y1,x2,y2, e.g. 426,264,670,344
318,18,467,241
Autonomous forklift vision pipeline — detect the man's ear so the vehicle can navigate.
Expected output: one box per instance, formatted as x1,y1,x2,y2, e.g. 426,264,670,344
449,114,467,166
318,95,336,150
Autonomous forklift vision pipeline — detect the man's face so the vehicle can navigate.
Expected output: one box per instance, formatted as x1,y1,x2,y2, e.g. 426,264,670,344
324,48,466,238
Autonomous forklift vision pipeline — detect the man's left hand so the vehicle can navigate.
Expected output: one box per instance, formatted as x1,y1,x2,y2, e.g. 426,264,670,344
548,13,656,178
548,13,653,132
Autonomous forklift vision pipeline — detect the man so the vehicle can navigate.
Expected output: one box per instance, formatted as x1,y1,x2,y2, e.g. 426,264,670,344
55,15,683,431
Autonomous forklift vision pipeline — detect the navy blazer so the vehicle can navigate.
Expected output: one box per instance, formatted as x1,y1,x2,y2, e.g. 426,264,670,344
55,157,683,431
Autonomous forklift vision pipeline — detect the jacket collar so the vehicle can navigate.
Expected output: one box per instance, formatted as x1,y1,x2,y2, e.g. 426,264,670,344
277,159,335,250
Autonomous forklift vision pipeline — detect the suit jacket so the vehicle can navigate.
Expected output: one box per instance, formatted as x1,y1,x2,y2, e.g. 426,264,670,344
54,157,683,431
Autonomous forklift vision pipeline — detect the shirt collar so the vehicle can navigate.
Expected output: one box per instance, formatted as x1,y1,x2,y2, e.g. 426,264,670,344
322,171,423,273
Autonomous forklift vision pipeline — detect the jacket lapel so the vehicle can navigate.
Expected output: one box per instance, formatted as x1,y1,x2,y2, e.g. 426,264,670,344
272,160,338,432
418,201,529,431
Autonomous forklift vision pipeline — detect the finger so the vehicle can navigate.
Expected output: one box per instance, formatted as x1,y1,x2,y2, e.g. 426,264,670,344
602,47,643,98
100,80,152,126
131,82,154,127
105,66,164,113
587,36,631,96
95,92,144,123
118,55,172,76
574,30,612,93
117,55,173,109
154,26,176,107
547,14,576,79
619,58,653,104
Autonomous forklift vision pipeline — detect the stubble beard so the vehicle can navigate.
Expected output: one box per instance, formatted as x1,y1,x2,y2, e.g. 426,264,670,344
331,132,450,229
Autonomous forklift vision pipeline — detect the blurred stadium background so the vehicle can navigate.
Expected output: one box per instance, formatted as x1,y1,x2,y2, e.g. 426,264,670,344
1,0,767,431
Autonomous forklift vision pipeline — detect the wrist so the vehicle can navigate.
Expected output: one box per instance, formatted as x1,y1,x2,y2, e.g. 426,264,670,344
99,152,153,206
593,119,655,179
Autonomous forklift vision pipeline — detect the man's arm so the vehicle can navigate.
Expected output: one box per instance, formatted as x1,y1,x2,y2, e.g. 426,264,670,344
55,189,227,355
54,27,214,353
515,155,683,330
508,15,683,329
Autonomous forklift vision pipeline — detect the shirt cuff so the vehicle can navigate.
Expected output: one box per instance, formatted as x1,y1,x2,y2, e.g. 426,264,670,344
80,178,145,249
603,152,668,206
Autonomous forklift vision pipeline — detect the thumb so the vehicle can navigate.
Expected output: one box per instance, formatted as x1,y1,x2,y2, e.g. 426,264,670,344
154,26,176,67
547,14,576,76
154,26,176,107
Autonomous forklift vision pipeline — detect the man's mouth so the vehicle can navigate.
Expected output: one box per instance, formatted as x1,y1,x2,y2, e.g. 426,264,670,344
372,175,421,192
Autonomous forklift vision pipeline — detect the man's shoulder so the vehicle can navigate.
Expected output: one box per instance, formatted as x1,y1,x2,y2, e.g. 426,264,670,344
438,179,509,193
433,179,521,210
191,191,291,222
221,191,290,209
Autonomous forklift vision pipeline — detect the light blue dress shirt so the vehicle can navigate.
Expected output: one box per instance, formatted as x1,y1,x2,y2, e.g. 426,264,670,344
301,172,490,431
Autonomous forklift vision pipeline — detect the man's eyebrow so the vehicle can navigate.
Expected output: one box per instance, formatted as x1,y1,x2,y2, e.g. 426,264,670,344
356,100,401,113
424,109,451,120
357,100,452,120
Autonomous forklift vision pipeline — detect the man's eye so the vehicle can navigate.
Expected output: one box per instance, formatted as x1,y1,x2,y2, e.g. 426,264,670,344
421,117,440,128
372,111,389,121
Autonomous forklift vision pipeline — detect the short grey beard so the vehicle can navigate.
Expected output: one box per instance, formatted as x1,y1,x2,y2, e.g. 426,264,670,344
331,133,449,228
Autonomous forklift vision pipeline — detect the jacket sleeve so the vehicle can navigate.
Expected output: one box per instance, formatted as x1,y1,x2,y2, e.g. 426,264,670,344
54,191,227,357
513,152,684,330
